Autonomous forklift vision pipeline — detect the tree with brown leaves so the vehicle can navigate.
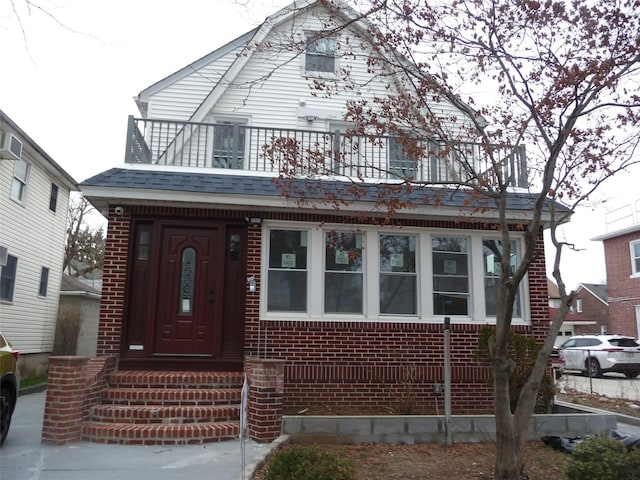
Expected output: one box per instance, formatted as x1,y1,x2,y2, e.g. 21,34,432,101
254,0,640,478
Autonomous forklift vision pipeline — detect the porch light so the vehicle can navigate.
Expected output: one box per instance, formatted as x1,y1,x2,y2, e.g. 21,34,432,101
246,217,262,227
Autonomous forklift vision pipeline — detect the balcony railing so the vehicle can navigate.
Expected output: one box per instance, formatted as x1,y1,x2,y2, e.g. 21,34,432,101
124,116,527,188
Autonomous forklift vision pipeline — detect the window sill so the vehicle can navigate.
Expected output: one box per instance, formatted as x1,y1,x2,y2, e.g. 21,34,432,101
261,314,530,325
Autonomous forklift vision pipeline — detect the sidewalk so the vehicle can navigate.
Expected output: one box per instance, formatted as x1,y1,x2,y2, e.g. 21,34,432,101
0,390,276,480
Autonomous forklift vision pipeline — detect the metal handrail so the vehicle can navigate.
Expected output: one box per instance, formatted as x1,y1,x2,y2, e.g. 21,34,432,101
124,116,528,187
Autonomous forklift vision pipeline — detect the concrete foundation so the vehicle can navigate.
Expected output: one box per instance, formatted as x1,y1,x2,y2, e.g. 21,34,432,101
282,412,617,444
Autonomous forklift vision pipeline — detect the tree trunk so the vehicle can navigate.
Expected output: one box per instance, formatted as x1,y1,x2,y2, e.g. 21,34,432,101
493,348,524,479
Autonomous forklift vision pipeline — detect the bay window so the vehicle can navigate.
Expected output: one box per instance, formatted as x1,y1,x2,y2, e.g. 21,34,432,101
262,224,527,323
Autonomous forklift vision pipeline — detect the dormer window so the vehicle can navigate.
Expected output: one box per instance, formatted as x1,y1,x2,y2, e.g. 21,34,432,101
305,34,336,73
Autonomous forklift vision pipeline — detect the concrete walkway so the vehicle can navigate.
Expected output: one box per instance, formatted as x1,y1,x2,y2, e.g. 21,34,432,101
0,390,278,480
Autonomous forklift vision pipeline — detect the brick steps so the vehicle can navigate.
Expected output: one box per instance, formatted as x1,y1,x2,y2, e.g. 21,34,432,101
82,370,244,445
101,387,242,406
90,404,240,424
82,421,240,445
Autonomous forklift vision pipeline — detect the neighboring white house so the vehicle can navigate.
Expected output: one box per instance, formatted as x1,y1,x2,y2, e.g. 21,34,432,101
0,109,77,378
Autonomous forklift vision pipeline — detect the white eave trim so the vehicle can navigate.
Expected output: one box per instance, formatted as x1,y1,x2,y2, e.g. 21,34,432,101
80,183,553,224
591,223,640,241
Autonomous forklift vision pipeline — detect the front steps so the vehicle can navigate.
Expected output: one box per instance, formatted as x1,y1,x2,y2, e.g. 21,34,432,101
82,370,244,445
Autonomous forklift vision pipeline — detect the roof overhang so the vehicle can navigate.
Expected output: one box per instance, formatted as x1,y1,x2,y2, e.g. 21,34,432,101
80,166,564,226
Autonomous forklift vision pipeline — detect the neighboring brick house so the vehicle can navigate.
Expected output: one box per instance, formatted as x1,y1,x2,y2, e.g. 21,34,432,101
571,283,609,335
41,0,568,445
593,218,640,337
547,279,596,344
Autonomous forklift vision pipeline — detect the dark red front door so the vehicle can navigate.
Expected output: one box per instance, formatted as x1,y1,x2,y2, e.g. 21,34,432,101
154,226,222,356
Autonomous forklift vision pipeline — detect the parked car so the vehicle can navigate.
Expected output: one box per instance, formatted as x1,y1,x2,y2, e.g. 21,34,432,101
0,331,19,446
556,334,640,379
550,347,565,379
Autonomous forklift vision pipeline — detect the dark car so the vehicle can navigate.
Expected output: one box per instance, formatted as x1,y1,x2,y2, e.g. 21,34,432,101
0,331,19,446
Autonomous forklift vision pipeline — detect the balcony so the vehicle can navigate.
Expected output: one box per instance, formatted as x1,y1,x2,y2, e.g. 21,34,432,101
124,116,527,188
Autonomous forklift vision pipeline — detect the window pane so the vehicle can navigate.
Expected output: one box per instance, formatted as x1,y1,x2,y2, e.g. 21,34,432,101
49,184,59,212
14,159,28,180
39,267,49,297
269,230,307,269
213,122,246,169
432,237,469,315
483,239,521,316
10,178,25,201
433,276,469,293
0,255,18,301
380,275,416,314
325,231,362,272
388,138,418,180
267,270,307,312
324,272,363,313
325,231,363,313
179,247,195,314
11,159,28,202
268,230,308,312
305,36,336,72
433,293,469,315
380,234,417,315
380,235,415,273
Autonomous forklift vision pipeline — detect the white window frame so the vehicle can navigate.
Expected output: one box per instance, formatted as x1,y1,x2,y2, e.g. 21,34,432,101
630,239,640,277
10,158,29,203
260,221,529,325
304,32,337,76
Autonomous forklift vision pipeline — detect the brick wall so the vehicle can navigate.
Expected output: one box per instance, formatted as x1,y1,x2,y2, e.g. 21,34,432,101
603,232,640,336
97,206,130,356
572,287,609,335
97,205,550,415
244,217,549,415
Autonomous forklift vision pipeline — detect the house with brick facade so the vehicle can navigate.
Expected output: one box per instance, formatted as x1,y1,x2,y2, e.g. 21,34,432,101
570,283,609,335
593,206,640,338
42,0,565,446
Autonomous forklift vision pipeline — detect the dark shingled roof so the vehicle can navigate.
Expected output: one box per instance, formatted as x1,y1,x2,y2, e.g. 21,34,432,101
60,274,100,295
81,168,568,214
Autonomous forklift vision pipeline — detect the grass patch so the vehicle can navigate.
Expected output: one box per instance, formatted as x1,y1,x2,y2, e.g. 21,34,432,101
20,376,48,389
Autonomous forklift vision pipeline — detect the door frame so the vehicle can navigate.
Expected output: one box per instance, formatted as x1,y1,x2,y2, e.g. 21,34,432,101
119,217,247,371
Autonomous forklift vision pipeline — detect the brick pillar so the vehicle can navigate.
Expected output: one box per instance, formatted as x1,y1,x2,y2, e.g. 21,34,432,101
245,357,286,443
42,356,90,444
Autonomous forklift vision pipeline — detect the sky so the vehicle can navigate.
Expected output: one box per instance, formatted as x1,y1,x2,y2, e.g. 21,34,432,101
2,0,639,292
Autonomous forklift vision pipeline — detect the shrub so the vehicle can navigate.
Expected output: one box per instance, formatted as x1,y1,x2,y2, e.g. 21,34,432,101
476,325,555,413
566,434,640,480
53,305,82,355
264,445,354,480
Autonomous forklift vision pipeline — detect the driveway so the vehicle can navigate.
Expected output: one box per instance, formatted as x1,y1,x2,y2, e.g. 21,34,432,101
557,372,640,402
0,390,273,480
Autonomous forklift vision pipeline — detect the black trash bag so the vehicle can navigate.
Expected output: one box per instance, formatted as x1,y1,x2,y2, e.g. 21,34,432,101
609,429,640,450
541,435,585,453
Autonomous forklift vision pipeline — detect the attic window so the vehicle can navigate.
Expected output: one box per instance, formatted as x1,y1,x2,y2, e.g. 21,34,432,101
305,34,336,73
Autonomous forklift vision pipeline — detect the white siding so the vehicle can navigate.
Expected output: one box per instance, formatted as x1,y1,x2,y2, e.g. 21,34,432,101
147,45,244,121
145,4,466,133
0,148,70,354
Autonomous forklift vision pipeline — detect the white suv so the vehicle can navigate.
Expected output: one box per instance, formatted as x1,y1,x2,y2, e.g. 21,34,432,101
557,334,640,379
